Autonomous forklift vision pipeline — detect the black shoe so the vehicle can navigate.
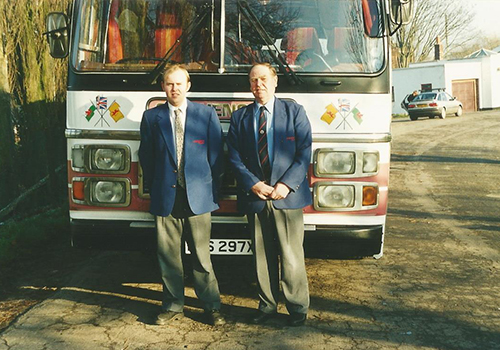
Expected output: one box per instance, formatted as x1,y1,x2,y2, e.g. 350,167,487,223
250,310,277,324
155,310,183,325
205,309,226,326
288,312,307,327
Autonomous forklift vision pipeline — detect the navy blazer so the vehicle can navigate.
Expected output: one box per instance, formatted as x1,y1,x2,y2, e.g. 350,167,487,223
139,100,223,217
227,98,312,213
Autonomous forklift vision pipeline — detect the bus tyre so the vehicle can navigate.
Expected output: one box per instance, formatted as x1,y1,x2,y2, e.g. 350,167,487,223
456,106,463,117
439,108,446,119
409,114,418,121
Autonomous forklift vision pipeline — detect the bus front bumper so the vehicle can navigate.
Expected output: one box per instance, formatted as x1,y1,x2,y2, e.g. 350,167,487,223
70,219,383,258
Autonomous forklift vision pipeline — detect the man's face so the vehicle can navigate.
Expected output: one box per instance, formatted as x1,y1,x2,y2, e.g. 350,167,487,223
249,65,278,105
162,69,191,107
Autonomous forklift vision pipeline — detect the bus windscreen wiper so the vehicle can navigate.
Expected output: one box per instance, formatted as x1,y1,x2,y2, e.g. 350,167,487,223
237,0,302,85
148,3,212,85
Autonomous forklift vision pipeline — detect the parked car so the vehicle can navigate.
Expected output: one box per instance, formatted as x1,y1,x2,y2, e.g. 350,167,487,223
407,91,463,121
400,91,418,112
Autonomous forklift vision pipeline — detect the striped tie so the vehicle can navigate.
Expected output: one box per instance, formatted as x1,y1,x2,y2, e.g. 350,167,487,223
258,106,271,182
174,109,185,188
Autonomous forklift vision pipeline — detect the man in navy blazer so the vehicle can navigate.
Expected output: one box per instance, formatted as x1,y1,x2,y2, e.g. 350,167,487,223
139,64,225,326
227,63,312,326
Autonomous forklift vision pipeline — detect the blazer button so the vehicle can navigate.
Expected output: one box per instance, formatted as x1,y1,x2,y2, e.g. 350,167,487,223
173,170,177,173
172,185,176,188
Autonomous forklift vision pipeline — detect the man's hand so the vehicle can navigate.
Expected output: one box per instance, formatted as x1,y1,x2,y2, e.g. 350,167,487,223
251,181,274,200
270,182,290,200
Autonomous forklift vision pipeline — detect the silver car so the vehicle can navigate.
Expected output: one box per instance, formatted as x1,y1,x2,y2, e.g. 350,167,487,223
407,91,463,121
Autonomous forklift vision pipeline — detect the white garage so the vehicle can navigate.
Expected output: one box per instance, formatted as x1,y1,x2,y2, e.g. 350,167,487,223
392,51,500,115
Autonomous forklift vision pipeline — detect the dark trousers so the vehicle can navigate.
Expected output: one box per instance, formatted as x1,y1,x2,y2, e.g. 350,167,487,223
155,186,221,312
247,201,309,315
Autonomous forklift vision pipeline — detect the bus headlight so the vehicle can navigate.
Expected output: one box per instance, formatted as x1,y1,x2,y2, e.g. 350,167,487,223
71,145,131,174
314,150,355,176
363,152,379,174
92,148,125,171
71,177,131,207
313,182,379,211
93,181,125,203
315,184,355,209
89,178,131,206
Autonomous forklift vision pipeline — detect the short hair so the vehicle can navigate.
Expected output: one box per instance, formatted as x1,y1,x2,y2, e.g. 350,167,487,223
249,63,277,78
162,64,190,83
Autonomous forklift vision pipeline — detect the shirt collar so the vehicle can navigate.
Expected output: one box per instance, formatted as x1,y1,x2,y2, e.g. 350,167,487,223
168,100,188,116
255,96,275,115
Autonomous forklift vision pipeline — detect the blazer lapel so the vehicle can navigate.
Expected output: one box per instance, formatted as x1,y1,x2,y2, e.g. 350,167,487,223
242,103,258,156
272,98,286,165
184,100,199,152
156,105,177,164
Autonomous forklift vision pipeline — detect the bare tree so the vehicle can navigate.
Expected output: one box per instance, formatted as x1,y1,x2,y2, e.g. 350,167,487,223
447,34,500,59
392,0,477,68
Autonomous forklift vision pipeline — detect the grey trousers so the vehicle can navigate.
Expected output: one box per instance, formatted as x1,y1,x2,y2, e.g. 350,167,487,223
155,190,220,312
247,201,309,315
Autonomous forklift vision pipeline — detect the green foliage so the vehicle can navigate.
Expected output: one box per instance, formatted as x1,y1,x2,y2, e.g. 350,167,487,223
0,92,14,209
0,208,69,266
0,0,71,212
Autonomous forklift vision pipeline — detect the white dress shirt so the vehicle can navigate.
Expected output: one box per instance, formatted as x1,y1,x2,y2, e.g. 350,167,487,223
168,100,188,149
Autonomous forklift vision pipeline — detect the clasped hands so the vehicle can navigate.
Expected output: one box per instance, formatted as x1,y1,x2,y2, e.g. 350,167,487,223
251,181,290,201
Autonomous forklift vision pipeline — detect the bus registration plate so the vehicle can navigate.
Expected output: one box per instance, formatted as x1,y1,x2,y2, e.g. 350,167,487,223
185,239,253,255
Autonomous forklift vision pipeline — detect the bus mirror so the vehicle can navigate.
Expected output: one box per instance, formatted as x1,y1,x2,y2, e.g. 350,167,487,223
390,0,413,26
362,0,382,38
45,12,69,58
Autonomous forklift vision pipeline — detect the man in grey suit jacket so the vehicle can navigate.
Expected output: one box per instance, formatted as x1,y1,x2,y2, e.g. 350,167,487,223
139,64,225,326
227,63,312,326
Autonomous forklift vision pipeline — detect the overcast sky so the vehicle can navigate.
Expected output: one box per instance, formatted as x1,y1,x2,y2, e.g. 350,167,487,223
470,0,500,37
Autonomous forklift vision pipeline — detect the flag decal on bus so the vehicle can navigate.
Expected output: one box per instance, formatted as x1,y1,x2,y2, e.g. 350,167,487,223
83,96,125,126
321,104,338,125
321,99,363,129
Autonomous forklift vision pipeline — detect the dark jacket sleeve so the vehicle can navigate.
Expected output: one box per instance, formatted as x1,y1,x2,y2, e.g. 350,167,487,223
227,108,262,193
138,111,155,189
207,107,224,202
276,104,312,191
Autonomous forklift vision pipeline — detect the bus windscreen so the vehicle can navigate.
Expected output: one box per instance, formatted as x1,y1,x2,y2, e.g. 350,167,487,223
72,0,384,74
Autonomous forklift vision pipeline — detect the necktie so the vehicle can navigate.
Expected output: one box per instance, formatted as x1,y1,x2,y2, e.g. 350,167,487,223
258,106,271,182
174,109,185,188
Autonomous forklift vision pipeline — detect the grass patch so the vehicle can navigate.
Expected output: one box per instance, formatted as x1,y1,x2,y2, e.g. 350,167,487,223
0,207,69,266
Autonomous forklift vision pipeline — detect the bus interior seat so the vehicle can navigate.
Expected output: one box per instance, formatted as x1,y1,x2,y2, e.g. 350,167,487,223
155,9,182,61
281,27,321,65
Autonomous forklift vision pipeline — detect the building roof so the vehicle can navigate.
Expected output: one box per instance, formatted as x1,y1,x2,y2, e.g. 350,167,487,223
493,45,500,53
466,48,498,58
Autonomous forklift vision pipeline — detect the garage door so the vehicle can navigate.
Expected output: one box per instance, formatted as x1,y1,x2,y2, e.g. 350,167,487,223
452,80,478,112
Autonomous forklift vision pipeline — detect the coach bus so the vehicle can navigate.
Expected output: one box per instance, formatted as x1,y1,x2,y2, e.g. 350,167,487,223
46,0,412,257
